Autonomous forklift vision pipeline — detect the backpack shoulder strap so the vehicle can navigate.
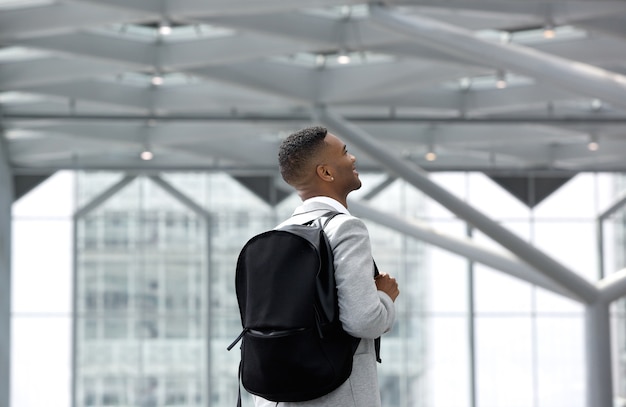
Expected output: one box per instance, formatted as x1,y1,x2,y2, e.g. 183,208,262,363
321,211,342,228
300,210,342,229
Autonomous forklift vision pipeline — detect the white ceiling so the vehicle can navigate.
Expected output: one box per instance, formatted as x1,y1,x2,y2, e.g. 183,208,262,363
2,0,626,176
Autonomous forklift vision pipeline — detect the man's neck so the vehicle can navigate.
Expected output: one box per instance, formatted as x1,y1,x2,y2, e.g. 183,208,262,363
300,192,347,209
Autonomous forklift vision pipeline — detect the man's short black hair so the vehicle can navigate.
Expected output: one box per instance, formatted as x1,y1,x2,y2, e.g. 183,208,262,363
278,126,328,185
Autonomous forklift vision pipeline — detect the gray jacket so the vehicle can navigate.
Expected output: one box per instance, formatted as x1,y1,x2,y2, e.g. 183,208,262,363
254,200,396,407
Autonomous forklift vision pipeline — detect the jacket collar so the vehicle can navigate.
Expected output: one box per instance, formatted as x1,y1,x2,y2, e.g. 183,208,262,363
293,197,350,216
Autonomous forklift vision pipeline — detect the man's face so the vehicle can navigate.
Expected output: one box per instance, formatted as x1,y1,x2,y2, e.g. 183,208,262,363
323,133,362,193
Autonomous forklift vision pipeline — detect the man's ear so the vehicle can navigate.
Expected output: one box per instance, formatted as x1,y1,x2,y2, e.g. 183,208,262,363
316,164,334,182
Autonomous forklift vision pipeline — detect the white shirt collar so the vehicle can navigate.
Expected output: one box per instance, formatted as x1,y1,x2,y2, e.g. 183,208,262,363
303,196,350,215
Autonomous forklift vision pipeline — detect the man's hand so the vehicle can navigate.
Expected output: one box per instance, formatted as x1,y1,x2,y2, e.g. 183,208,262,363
375,273,400,302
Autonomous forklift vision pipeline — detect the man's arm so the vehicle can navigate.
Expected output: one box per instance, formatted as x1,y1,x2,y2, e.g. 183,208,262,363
326,216,397,339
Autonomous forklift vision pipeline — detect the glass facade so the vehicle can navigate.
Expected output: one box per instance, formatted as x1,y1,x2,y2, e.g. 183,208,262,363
74,174,210,407
11,170,626,407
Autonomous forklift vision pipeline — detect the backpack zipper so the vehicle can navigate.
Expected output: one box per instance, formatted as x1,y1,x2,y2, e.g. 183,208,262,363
248,327,307,337
227,328,248,351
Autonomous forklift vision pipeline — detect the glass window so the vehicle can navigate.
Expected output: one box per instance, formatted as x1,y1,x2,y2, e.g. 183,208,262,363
475,317,534,407
82,378,97,407
135,377,159,407
84,319,98,340
533,221,598,281
536,316,585,407
164,379,187,405
474,265,533,313
135,319,159,339
165,317,188,338
102,377,126,405
103,211,129,248
103,318,127,339
427,316,471,407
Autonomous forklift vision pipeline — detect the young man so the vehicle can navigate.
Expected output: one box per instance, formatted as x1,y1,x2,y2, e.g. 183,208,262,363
253,126,399,406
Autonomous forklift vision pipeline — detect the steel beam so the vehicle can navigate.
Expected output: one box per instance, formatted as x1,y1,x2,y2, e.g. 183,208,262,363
597,268,626,304
6,112,626,124
148,176,209,218
74,175,136,218
0,2,151,40
167,0,363,17
277,177,577,298
0,58,129,89
349,200,581,301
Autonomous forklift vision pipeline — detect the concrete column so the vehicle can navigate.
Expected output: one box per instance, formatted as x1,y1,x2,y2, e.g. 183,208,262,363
0,136,13,407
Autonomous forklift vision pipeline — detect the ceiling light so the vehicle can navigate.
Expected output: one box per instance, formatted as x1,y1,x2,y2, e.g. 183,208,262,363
542,23,556,39
591,98,603,111
315,54,327,68
459,77,471,91
337,55,351,64
151,75,163,86
495,72,507,89
158,22,172,36
337,51,351,65
140,150,154,160
588,134,599,151
425,151,437,161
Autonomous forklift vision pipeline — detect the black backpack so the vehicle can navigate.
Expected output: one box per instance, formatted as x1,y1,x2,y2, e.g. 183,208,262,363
227,212,361,404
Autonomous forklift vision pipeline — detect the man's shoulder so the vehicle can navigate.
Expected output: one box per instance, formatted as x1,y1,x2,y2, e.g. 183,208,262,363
323,213,366,236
